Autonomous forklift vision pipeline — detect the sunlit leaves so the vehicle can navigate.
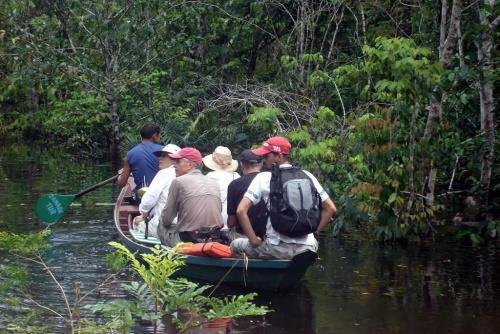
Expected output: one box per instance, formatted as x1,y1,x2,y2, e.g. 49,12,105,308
203,293,269,320
105,241,269,330
247,106,282,132
0,229,50,254
363,37,441,103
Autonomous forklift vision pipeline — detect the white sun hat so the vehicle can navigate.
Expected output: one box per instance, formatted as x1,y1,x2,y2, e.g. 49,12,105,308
203,146,238,172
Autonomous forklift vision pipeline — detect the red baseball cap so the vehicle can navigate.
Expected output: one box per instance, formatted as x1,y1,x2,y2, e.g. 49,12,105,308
168,147,203,165
252,136,291,156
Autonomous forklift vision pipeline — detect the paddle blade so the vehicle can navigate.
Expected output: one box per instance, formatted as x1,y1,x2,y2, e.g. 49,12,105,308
35,194,76,224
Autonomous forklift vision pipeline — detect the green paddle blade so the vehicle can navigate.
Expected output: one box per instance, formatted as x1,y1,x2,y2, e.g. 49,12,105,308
35,194,76,225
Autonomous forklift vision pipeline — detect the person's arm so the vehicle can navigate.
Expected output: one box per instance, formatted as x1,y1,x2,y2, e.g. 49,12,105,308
316,197,337,232
159,180,179,227
227,215,237,228
116,158,131,188
236,197,262,247
139,171,165,215
226,181,238,228
303,170,337,232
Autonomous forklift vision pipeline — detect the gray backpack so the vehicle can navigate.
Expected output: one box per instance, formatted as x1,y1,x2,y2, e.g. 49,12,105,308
269,164,321,237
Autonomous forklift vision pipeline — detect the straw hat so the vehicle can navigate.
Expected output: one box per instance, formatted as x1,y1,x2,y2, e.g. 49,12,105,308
203,146,238,172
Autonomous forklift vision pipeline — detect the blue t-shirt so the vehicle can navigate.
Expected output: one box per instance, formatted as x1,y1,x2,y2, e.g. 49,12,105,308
126,142,164,188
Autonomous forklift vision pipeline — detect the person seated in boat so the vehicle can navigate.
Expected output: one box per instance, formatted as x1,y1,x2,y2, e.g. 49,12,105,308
226,149,267,241
158,147,224,247
116,124,164,204
231,136,337,260
203,146,240,230
132,144,181,238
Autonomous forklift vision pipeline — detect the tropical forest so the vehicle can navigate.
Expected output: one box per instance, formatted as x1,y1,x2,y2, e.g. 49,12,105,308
0,0,498,333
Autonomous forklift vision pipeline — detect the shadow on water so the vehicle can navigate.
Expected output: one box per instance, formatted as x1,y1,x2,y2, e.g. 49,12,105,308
1,143,499,333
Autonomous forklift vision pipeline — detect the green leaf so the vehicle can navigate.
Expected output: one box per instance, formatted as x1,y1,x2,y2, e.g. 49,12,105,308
388,193,397,204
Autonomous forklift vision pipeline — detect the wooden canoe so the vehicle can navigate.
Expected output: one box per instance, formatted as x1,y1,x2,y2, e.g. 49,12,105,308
113,180,316,291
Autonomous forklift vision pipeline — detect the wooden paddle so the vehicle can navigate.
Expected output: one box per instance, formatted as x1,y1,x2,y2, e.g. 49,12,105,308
35,174,119,225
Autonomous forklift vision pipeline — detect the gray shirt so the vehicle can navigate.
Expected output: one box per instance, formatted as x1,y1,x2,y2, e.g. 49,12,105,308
159,169,223,232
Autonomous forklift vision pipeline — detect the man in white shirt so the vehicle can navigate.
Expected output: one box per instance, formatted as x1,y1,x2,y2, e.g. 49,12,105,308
133,144,181,238
231,136,337,259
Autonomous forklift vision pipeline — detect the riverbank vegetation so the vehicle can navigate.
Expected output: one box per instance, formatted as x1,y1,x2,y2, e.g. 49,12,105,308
0,230,269,333
0,1,497,242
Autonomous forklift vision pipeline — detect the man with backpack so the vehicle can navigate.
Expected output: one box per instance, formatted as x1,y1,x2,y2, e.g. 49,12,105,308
231,136,337,260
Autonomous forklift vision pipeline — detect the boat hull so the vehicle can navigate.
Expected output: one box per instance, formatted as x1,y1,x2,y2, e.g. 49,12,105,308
114,181,316,291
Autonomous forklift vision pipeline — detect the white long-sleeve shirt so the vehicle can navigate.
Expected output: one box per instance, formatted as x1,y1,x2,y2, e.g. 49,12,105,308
139,166,176,220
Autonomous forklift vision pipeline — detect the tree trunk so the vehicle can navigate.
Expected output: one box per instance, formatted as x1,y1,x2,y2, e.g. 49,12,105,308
247,36,260,77
477,0,496,201
107,83,120,161
197,11,207,63
438,0,448,59
103,29,120,160
422,0,462,206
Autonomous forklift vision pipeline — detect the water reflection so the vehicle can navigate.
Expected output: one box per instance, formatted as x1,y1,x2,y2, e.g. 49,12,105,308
0,143,499,334
308,237,500,334
0,141,113,231
203,284,315,334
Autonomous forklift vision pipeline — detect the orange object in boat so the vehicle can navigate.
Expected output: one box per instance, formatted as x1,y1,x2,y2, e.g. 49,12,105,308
177,242,232,258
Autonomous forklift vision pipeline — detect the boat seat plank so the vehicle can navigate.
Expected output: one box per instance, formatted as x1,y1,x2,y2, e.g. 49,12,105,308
129,228,162,245
119,205,139,215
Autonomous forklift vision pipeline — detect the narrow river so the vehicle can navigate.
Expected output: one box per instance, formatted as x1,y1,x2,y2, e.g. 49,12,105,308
0,142,498,333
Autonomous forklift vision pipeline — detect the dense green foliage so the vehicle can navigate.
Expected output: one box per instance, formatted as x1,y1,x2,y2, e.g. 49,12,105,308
0,1,498,241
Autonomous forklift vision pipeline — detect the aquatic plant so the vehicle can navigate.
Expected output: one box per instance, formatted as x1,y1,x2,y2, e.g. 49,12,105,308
0,231,269,333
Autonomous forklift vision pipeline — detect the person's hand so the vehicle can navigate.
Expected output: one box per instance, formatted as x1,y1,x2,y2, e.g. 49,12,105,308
118,168,124,175
133,215,144,226
250,236,263,248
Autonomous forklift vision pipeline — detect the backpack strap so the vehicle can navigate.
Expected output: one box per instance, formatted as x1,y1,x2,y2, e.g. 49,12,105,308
269,163,282,210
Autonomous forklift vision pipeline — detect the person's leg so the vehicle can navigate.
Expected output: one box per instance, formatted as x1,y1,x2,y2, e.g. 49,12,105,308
230,239,282,259
230,238,261,258
164,231,181,247
230,238,318,260
264,241,318,260
228,228,247,242
157,224,181,247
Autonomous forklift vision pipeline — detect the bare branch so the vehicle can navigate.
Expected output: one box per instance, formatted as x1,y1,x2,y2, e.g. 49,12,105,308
23,296,65,319
36,253,73,324
204,82,316,132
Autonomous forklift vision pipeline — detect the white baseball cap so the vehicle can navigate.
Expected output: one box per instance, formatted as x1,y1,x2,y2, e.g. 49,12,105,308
153,144,181,156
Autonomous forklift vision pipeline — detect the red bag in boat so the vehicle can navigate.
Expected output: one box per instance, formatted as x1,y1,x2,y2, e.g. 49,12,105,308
177,242,232,258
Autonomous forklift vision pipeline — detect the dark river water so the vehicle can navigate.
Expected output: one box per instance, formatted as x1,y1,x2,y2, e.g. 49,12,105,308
0,142,499,333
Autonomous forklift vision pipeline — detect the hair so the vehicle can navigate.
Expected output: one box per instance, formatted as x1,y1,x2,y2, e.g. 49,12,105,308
265,152,290,160
241,161,261,168
180,157,201,170
140,124,160,139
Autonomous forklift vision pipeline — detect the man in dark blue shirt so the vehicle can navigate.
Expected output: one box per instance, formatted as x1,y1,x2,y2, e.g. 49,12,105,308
116,124,164,201
227,149,267,240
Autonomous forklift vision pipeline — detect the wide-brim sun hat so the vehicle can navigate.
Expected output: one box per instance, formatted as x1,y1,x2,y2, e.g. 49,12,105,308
203,146,238,172
153,143,181,157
